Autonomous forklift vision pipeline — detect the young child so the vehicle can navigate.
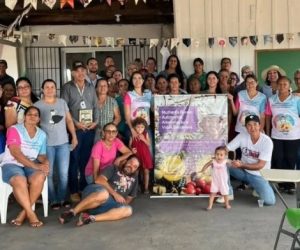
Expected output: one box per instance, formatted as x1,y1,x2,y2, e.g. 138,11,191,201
202,146,231,210
129,117,153,194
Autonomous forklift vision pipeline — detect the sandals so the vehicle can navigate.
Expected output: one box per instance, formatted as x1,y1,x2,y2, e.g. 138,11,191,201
30,221,44,228
10,219,22,227
59,210,75,224
77,213,96,226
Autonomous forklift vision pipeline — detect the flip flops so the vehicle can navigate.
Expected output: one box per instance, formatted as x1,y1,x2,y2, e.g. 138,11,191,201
10,219,22,227
77,213,95,226
59,210,75,224
30,221,43,228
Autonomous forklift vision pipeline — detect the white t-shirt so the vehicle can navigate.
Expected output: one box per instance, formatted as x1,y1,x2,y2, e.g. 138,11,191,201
227,132,273,176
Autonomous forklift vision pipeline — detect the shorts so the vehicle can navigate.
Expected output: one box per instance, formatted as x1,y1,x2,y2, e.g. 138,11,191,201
1,164,38,184
82,184,130,215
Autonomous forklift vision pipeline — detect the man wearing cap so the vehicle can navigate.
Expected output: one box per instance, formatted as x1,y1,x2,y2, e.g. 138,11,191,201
0,59,15,86
226,114,276,206
261,65,286,98
86,57,102,87
61,61,99,203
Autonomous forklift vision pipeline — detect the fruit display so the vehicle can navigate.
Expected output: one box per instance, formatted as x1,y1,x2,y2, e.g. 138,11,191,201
154,155,185,182
181,176,211,195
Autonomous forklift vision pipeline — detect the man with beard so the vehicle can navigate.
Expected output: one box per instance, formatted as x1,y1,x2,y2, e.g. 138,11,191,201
59,155,140,226
86,57,102,87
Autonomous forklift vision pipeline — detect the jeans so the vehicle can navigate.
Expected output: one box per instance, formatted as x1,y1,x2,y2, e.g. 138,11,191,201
229,167,276,205
2,164,37,184
47,143,70,203
69,129,95,194
82,184,128,215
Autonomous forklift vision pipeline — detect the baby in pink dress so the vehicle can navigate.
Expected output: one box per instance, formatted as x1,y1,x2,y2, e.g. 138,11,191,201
202,146,231,210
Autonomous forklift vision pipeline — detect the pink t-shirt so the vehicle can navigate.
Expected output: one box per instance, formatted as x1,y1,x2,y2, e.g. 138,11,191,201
85,138,124,176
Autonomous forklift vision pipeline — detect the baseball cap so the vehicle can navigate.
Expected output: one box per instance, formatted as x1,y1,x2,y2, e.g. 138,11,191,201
0,59,7,67
72,61,86,71
245,114,260,125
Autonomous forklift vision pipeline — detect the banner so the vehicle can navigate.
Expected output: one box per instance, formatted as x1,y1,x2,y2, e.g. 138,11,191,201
153,95,228,197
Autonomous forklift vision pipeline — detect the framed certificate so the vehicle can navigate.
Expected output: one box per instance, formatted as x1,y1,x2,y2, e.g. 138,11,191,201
79,109,93,125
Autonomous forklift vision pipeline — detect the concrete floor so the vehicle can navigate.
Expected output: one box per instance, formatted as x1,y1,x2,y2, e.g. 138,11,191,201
0,187,297,250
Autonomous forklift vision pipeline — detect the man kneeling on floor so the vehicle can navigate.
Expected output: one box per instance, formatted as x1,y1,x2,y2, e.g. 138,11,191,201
227,114,276,206
59,155,140,226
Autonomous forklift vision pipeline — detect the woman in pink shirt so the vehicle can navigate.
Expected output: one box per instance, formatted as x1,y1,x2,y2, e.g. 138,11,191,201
85,122,132,184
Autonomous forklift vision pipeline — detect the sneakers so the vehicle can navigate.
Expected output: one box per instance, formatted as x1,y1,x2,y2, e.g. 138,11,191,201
70,193,81,203
216,195,234,203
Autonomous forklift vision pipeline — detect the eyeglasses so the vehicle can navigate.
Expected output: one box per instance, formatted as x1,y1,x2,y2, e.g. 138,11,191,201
104,130,118,135
17,85,30,90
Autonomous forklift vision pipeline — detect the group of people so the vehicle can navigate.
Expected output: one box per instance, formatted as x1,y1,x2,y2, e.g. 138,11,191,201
0,54,300,226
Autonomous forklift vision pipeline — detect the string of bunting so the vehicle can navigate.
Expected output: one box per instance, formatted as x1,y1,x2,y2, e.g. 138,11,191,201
2,30,300,49
5,0,148,10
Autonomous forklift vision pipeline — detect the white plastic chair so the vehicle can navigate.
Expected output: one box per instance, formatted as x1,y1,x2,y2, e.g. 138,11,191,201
0,167,48,224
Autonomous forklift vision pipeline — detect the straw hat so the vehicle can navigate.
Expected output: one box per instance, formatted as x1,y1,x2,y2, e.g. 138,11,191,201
261,65,286,81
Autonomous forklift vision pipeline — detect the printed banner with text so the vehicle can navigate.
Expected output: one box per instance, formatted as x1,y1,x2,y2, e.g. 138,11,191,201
153,95,228,197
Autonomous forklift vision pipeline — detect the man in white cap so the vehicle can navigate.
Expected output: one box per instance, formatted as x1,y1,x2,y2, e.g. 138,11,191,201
226,114,276,206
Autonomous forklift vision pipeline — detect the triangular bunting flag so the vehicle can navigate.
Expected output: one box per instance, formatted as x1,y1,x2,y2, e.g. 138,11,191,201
139,38,147,48
105,37,115,47
170,38,180,50
208,38,214,48
80,0,92,7
135,0,139,4
229,37,237,47
129,38,137,45
69,35,78,43
263,35,273,45
149,38,159,49
24,0,37,10
13,31,22,44
241,36,249,46
276,34,284,44
287,33,294,41
83,36,92,46
182,38,191,47
106,0,112,6
48,33,56,41
249,36,258,46
163,39,169,47
193,39,200,48
5,0,17,10
31,35,39,44
116,38,125,47
217,38,226,47
43,0,56,9
58,35,67,46
61,0,74,8
94,37,102,47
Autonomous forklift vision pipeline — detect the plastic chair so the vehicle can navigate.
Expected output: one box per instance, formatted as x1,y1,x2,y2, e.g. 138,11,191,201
0,167,48,224
274,208,300,249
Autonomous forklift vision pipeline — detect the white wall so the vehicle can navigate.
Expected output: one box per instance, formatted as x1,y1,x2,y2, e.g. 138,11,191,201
0,43,18,80
174,0,300,77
